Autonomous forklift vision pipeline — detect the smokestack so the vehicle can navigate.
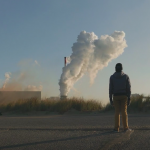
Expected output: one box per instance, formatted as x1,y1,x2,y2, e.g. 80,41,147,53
59,30,127,97
64,57,66,67
60,57,68,100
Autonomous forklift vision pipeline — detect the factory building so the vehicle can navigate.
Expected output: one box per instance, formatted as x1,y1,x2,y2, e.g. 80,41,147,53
0,91,41,103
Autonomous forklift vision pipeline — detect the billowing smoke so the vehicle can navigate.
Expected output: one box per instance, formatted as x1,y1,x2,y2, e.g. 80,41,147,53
59,31,127,96
0,60,43,91
2,72,11,89
24,85,43,91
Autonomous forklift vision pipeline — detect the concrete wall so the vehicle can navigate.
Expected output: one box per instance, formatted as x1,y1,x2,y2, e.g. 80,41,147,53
0,91,41,103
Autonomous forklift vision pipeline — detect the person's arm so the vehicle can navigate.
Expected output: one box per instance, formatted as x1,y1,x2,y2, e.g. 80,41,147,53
126,75,131,106
109,76,113,105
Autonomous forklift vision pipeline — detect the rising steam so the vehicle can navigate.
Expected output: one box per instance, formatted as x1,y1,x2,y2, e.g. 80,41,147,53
24,85,43,91
0,60,43,91
2,72,11,89
59,31,127,96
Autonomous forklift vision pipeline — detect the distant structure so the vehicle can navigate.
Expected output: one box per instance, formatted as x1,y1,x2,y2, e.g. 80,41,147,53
131,93,149,101
0,91,41,103
64,57,67,67
49,97,59,100
60,95,67,100
60,56,68,100
131,94,140,97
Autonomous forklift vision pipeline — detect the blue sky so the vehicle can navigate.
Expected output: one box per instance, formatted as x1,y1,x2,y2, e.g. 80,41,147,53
0,0,150,104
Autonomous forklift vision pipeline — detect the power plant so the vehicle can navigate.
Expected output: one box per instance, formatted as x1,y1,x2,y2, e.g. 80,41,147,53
59,31,127,100
60,95,67,100
60,57,68,100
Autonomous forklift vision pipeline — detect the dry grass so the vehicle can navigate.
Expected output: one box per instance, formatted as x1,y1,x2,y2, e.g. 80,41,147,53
0,97,103,114
103,94,150,113
0,94,150,114
128,94,150,113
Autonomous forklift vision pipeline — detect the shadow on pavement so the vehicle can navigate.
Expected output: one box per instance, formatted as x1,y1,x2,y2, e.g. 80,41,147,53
0,130,115,149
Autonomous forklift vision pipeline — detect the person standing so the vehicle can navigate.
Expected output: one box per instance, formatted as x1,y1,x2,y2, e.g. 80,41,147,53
109,63,132,132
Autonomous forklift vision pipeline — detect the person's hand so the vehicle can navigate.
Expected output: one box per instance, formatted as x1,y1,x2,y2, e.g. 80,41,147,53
127,99,130,106
110,99,114,106
110,101,113,106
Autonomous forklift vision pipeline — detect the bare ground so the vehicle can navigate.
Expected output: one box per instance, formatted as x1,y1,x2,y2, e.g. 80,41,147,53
0,111,150,150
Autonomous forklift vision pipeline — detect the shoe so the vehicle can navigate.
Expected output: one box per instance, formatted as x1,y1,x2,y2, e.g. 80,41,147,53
124,128,132,132
113,129,119,132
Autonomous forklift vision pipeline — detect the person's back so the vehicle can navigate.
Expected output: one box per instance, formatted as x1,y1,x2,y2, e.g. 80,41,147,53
109,71,131,98
109,63,132,132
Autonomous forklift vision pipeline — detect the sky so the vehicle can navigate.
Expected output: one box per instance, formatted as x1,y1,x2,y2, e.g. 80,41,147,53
0,0,150,104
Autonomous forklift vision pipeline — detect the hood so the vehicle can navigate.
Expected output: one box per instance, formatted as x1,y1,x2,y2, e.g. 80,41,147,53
113,71,125,78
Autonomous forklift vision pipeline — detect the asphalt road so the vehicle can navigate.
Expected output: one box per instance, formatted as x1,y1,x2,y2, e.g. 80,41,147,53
0,113,150,150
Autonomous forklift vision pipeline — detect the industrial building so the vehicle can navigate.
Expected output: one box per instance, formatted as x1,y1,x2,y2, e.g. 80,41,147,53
0,91,41,103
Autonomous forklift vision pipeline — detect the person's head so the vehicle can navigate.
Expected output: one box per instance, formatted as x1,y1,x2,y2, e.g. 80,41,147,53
115,63,123,72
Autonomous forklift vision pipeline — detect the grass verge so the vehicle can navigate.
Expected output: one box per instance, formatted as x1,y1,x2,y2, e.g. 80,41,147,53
0,97,103,114
0,94,150,114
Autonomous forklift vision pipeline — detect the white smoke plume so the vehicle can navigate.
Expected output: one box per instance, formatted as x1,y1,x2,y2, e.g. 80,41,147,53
25,85,43,91
59,31,127,96
2,72,11,89
0,60,43,91
66,57,71,64
34,60,40,66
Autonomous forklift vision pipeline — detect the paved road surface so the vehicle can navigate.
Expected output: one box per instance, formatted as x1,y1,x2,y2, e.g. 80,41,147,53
0,113,150,150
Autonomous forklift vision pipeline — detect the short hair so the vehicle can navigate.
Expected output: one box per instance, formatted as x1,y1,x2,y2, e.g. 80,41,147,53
115,63,123,72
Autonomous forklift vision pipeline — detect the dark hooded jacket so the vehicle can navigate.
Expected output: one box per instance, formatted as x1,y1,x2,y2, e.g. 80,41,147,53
109,71,131,100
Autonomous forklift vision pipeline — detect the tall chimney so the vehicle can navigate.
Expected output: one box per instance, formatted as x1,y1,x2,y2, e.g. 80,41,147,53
64,57,66,67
